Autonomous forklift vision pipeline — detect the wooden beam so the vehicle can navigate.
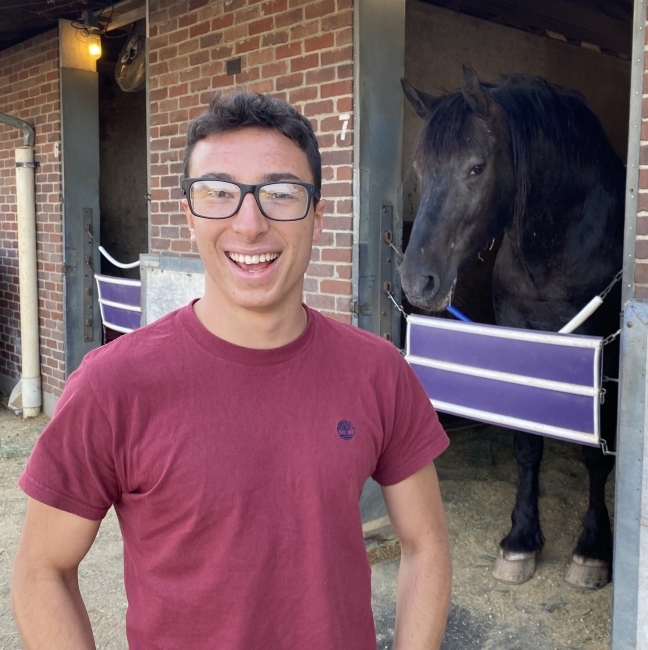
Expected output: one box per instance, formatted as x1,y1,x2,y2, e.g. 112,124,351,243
106,5,146,31
425,0,632,55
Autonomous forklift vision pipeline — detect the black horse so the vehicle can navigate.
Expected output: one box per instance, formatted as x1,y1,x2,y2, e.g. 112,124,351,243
400,67,624,589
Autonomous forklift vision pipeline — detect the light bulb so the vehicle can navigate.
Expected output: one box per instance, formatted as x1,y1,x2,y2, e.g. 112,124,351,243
88,35,102,60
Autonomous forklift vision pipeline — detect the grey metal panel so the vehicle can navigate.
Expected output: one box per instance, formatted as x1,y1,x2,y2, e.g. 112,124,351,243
611,1,647,647
139,254,204,325
621,0,646,305
353,0,405,340
612,301,647,649
60,66,101,376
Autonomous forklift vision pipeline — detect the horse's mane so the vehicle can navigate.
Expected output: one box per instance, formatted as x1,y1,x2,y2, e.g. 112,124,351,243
415,74,624,223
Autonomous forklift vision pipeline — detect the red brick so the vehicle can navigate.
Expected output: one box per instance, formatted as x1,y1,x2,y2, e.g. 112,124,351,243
636,240,648,259
249,17,274,35
305,67,335,84
262,61,288,77
262,31,289,46
236,36,260,54
320,279,352,294
321,45,353,66
276,42,302,59
321,80,352,98
291,53,318,72
323,216,353,231
635,262,648,283
303,99,334,117
305,0,335,19
337,97,352,112
189,22,211,38
289,21,319,40
262,0,288,14
304,33,335,52
288,86,318,103
321,12,352,31
637,216,648,234
276,72,303,90
200,33,223,49
275,8,303,28
212,14,235,30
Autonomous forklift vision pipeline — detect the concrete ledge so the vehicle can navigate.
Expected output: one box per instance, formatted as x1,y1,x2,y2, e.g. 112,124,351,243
0,374,57,418
0,373,17,398
42,391,58,417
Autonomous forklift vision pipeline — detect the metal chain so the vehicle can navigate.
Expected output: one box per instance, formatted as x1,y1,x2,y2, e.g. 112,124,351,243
386,289,409,319
382,231,404,259
602,329,621,346
598,269,623,301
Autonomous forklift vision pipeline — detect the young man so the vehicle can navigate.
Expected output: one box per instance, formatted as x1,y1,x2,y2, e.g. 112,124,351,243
12,93,451,649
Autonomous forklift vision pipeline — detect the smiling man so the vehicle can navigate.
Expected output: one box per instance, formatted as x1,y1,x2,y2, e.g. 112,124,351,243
12,93,451,650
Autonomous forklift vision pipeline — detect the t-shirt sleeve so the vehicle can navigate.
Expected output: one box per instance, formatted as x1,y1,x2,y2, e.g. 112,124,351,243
19,358,120,520
371,351,449,486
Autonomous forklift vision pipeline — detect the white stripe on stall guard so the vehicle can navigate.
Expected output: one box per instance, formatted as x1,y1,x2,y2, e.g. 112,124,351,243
406,355,599,397
98,298,142,313
407,314,602,349
94,273,142,287
431,400,598,445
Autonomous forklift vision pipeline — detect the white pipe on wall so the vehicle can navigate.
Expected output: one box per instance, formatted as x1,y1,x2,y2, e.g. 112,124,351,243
15,146,42,417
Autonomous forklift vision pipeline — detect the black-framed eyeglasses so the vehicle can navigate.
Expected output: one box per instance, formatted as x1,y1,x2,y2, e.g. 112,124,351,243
181,178,320,222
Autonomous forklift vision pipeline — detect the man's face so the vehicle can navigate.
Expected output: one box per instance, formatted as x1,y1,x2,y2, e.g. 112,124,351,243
183,127,325,316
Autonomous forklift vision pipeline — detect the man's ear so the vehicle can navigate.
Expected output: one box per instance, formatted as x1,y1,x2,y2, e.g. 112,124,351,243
312,198,326,243
183,198,196,242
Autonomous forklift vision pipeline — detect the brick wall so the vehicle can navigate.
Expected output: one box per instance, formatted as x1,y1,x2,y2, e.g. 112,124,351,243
0,29,65,401
148,0,354,323
637,22,648,298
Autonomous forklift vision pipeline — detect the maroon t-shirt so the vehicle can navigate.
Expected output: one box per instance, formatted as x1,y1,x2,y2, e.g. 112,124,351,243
20,303,449,649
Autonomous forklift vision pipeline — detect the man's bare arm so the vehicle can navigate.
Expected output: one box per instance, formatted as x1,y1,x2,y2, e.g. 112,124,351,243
12,497,101,650
381,462,452,650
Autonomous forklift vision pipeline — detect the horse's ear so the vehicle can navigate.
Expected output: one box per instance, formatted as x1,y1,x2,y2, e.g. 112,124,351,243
401,78,436,118
462,65,490,117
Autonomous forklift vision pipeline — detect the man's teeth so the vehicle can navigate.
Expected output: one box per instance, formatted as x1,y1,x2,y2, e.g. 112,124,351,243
229,252,279,264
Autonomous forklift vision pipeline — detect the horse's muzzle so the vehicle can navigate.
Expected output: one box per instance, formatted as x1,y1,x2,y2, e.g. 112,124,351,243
399,262,455,312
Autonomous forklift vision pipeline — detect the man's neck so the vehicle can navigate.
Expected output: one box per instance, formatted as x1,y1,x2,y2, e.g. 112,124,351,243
192,294,308,350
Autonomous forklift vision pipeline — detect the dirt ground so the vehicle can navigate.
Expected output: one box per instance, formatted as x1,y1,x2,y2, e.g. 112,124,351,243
0,405,613,649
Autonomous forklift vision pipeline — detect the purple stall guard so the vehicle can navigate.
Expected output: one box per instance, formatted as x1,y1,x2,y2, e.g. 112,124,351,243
95,274,142,334
405,314,603,446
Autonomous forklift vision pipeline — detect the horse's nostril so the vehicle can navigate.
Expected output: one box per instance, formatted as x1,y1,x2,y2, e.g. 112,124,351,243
423,274,438,296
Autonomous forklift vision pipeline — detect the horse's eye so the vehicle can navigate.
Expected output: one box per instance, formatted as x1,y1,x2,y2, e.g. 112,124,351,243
470,164,485,176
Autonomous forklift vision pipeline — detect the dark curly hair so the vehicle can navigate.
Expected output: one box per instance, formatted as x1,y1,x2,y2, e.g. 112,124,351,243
183,92,322,194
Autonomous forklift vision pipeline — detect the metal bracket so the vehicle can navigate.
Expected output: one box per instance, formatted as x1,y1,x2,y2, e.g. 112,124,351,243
600,438,616,456
15,161,40,168
82,208,94,343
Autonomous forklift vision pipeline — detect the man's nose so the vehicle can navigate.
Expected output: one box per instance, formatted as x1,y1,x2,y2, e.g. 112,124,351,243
232,192,269,238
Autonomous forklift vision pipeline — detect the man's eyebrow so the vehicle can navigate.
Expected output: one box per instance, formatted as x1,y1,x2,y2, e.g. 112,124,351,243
262,173,304,183
198,172,235,181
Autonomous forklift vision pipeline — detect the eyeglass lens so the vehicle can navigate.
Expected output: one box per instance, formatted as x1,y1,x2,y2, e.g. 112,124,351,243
189,180,310,220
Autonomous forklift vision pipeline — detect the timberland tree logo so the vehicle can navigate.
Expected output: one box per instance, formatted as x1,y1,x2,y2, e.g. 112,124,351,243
337,420,356,441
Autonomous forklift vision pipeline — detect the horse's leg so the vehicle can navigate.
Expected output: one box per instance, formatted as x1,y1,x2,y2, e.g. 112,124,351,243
492,431,544,584
564,445,614,589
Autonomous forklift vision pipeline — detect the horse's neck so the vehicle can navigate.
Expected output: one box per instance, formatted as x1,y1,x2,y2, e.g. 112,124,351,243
502,182,623,293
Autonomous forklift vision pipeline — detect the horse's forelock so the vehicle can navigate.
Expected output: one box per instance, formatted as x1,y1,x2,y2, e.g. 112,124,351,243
414,92,488,170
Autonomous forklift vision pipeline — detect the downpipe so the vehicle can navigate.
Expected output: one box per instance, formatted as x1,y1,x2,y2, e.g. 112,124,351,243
0,113,42,418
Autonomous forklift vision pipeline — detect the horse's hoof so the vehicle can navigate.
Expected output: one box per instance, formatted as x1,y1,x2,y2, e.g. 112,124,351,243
564,555,610,590
492,548,537,584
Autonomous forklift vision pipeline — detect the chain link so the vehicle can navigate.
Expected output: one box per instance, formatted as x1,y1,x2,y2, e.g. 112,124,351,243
602,329,621,346
386,290,409,319
598,269,623,301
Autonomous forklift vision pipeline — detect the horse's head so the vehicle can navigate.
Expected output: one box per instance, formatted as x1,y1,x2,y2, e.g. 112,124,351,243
399,67,515,312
